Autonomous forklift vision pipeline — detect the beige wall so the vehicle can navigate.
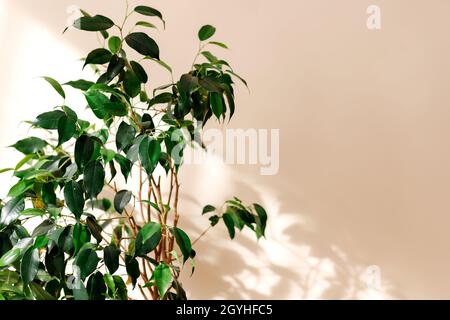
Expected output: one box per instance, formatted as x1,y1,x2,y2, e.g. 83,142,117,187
1,0,450,299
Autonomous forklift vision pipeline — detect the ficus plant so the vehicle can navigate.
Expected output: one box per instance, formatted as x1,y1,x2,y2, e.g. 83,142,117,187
0,3,267,300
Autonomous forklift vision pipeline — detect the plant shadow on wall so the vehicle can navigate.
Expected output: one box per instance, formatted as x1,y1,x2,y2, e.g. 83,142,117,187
0,4,268,300
175,158,403,299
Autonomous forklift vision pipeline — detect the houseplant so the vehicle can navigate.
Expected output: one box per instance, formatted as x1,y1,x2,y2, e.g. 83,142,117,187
0,2,267,300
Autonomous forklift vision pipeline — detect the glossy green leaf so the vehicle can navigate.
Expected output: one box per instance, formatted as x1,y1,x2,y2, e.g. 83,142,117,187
254,203,267,239
103,245,120,274
29,282,57,300
210,92,224,119
11,137,47,154
148,92,172,108
135,222,162,257
198,25,216,41
130,61,148,83
134,6,165,27
114,190,132,214
0,248,20,267
64,79,95,91
84,160,105,200
139,136,161,175
125,32,160,60
170,227,192,263
114,154,132,182
104,102,128,116
154,263,173,299
86,216,103,243
64,181,85,220
21,248,39,286
106,55,125,82
208,41,228,49
0,197,25,226
73,223,90,255
84,48,112,68
125,255,140,288
7,180,34,198
21,208,45,217
73,15,114,32
75,135,94,170
74,247,99,280
116,121,136,152
124,70,141,98
108,36,122,54
222,213,235,239
32,220,55,237
202,205,216,215
58,115,76,145
85,90,109,119
42,77,65,99
34,110,65,130
87,271,107,300
135,21,157,30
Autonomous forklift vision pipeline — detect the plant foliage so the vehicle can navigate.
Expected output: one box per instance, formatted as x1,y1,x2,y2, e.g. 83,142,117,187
0,2,267,300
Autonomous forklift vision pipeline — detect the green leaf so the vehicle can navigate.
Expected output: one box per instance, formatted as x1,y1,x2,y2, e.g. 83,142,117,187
103,245,120,274
73,223,90,255
84,48,112,68
135,222,162,257
208,41,228,49
114,190,132,214
34,110,65,130
21,248,39,286
64,181,85,219
0,248,20,267
0,197,25,226
139,136,161,175
202,205,216,215
74,247,99,280
0,270,20,284
64,80,95,91
116,121,136,152
34,235,49,249
170,227,192,263
103,273,115,294
135,21,157,30
7,180,34,198
198,25,216,41
254,203,267,239
87,272,107,300
125,32,160,59
210,92,224,119
86,216,103,243
73,15,114,32
154,263,173,299
0,168,14,174
85,90,109,119
148,92,172,108
123,70,141,98
134,6,165,27
11,137,47,154
113,276,128,300
222,213,235,239
75,135,95,170
108,36,122,54
125,255,140,288
105,55,125,82
21,208,45,217
29,282,57,300
84,161,105,200
42,77,65,99
104,102,128,116
32,220,55,237
130,61,148,83
58,115,76,145
209,215,220,226
114,154,132,182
